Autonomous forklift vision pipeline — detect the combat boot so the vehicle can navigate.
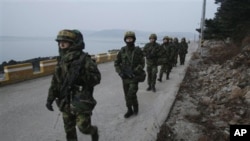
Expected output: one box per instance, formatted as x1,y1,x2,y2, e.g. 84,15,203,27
124,106,133,118
91,126,99,141
152,85,156,92
157,78,162,82
166,73,170,80
133,104,138,115
158,73,163,82
146,85,151,91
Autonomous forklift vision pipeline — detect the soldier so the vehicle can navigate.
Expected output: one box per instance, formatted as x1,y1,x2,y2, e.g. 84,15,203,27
173,37,180,67
157,36,175,81
46,29,101,141
143,33,161,92
114,31,145,118
179,38,188,65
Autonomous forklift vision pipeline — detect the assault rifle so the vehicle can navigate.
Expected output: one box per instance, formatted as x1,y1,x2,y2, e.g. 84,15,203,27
57,54,86,111
121,65,135,79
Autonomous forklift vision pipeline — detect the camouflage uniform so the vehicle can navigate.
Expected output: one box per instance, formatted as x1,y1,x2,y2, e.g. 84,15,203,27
114,31,145,118
143,34,161,92
179,38,188,65
173,38,180,67
46,29,101,141
157,36,175,81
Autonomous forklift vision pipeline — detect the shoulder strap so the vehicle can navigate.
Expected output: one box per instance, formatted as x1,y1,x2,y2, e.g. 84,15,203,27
60,53,86,98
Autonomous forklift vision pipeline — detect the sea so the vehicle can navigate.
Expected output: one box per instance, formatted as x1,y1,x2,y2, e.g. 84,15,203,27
0,36,148,64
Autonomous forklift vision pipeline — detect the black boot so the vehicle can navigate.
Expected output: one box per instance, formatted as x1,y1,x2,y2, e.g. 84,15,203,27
91,126,99,141
133,104,138,115
146,85,151,91
166,72,170,80
124,106,133,118
152,85,156,92
158,73,163,82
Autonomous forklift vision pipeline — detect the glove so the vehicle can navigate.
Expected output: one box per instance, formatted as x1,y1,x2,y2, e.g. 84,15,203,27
127,73,135,78
46,100,54,111
119,72,126,79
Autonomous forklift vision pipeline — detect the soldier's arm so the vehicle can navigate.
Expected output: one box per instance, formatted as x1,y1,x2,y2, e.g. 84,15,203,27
142,44,148,57
114,51,122,74
83,56,101,87
47,74,59,102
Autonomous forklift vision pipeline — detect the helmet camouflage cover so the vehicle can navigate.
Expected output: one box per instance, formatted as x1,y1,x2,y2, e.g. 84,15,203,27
163,36,169,40
56,29,77,43
124,31,136,41
149,33,157,40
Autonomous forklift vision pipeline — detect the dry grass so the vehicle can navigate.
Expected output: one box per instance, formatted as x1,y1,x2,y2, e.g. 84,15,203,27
207,43,241,64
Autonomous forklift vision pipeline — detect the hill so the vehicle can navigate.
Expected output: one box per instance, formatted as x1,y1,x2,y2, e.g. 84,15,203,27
82,29,197,41
157,37,250,141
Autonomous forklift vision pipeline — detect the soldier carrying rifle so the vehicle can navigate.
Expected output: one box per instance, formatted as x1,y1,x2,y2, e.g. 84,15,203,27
46,29,101,141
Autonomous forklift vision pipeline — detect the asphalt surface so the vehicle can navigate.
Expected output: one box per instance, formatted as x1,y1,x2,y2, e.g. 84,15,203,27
0,42,197,141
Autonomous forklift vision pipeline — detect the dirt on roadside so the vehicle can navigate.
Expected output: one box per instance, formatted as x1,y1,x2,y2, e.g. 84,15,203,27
156,38,250,141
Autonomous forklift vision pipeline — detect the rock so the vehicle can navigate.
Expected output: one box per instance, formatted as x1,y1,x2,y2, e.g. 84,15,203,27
244,91,250,104
200,96,211,105
229,86,243,99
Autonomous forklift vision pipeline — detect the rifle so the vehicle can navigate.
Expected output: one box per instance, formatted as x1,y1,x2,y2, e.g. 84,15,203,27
121,65,135,79
57,53,86,111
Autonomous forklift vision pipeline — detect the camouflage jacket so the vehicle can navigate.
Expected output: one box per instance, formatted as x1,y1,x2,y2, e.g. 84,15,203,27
114,46,145,81
157,43,175,64
179,42,188,54
47,50,101,111
143,42,161,65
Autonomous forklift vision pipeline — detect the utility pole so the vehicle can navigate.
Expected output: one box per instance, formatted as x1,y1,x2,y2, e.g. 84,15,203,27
199,0,206,55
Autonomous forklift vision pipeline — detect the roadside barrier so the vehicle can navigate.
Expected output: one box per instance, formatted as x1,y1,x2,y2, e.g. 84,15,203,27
0,52,118,86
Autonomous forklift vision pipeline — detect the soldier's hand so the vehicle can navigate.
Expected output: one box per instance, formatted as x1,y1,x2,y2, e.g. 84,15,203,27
46,101,54,111
128,73,135,78
119,72,126,79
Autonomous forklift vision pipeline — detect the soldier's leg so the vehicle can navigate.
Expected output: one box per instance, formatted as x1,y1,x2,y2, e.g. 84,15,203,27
179,53,182,65
166,63,171,80
123,80,134,118
62,111,78,141
146,66,152,91
175,55,178,66
151,66,158,92
183,54,186,64
128,82,139,115
158,65,164,82
76,113,99,141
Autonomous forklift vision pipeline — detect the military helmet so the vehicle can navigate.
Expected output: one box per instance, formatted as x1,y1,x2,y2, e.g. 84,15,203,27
56,29,77,43
149,33,157,40
163,36,169,40
124,31,136,41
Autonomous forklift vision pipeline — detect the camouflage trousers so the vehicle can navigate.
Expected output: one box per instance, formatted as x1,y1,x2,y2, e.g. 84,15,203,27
62,105,97,141
179,53,186,65
146,65,158,86
159,62,172,79
122,79,139,107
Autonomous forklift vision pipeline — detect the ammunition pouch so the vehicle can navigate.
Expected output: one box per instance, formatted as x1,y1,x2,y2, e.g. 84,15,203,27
146,53,156,59
157,58,168,66
134,69,146,82
56,98,67,112
70,89,97,114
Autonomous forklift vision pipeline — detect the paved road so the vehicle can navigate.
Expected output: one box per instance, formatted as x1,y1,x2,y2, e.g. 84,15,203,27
0,42,197,141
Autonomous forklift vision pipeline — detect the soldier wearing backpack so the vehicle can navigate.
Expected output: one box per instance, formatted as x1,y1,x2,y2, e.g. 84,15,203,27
46,29,101,141
114,31,145,118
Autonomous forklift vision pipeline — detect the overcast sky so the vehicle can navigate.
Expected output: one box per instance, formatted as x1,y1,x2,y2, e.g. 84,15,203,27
0,0,219,36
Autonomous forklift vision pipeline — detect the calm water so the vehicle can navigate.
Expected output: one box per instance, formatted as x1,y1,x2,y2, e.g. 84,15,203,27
0,36,147,63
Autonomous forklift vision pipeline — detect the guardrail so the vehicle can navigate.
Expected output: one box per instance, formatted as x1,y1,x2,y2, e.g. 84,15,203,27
0,52,118,86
